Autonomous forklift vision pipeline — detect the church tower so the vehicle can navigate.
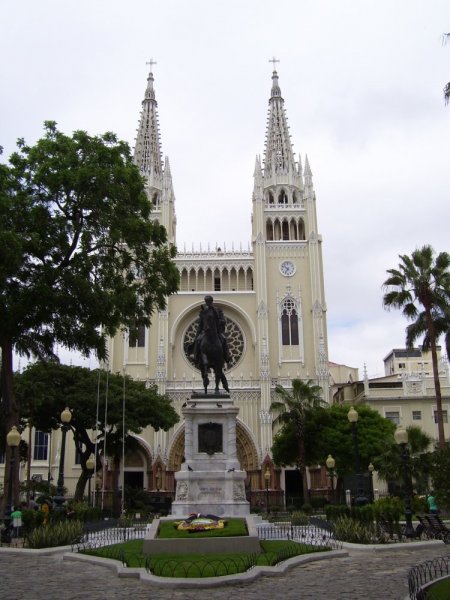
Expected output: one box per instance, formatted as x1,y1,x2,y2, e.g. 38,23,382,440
104,64,330,504
252,68,329,403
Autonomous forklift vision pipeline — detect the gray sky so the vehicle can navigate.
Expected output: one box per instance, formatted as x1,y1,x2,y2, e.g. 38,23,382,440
2,0,450,377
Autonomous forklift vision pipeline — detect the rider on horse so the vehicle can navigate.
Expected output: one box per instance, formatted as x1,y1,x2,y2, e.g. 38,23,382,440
193,295,231,368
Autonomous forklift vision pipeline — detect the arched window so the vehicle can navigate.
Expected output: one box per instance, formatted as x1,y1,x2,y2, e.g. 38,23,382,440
281,298,299,346
266,219,274,240
129,324,145,348
282,220,289,240
278,189,288,204
268,191,274,204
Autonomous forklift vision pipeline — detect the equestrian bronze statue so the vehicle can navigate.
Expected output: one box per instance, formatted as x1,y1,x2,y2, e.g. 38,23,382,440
193,295,231,394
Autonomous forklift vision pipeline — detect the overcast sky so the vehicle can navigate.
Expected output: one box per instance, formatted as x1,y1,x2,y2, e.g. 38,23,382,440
2,0,450,378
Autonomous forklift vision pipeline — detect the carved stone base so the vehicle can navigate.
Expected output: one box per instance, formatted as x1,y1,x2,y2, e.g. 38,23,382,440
171,468,249,517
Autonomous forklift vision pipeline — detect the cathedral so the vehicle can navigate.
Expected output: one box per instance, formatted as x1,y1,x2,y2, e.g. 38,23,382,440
106,65,331,504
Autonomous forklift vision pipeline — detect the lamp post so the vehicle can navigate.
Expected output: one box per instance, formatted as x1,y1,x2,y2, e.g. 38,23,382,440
368,463,375,503
86,455,95,507
347,406,368,506
326,454,336,504
1,426,21,544
53,407,72,513
264,468,271,515
394,427,415,538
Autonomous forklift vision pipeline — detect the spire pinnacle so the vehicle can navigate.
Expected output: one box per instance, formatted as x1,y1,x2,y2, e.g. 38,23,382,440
133,64,163,182
262,66,295,176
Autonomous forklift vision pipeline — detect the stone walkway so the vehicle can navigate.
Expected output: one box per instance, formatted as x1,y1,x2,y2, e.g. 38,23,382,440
1,544,449,599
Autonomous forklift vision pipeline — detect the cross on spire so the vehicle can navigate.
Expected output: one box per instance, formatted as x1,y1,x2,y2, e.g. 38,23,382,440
269,56,280,71
146,58,157,73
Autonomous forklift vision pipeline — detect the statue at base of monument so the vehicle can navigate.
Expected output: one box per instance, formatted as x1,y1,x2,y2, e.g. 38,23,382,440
192,295,230,394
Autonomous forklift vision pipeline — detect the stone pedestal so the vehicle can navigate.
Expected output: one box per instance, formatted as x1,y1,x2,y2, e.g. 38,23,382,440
171,392,250,517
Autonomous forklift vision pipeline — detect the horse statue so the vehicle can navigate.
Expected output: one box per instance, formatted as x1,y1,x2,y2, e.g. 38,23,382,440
194,296,230,395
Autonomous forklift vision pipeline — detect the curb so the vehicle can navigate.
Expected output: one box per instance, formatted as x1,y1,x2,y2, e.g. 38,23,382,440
64,549,349,588
340,539,444,552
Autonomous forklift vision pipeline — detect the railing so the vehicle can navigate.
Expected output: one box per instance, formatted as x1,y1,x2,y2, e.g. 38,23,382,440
72,523,151,552
408,555,450,599
256,522,342,550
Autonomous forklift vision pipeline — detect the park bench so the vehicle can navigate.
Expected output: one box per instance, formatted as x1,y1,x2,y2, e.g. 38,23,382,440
375,516,408,541
423,514,450,543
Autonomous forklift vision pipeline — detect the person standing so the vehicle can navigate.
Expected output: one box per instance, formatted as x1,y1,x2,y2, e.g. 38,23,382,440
427,493,439,514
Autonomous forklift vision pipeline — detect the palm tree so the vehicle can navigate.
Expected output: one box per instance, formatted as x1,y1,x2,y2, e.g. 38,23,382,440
443,33,450,105
383,245,450,448
374,426,432,493
271,379,324,503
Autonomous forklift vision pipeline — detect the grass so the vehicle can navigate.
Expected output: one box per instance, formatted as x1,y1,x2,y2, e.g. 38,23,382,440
426,577,450,599
81,538,329,577
157,518,248,538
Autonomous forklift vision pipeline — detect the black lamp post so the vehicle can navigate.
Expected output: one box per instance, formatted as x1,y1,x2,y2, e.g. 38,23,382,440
394,427,415,538
1,426,21,544
347,406,368,506
368,462,375,503
326,454,336,504
53,407,72,512
86,454,95,507
264,468,271,515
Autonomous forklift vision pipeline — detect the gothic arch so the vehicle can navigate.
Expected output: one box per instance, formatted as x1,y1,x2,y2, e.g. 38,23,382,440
167,420,259,472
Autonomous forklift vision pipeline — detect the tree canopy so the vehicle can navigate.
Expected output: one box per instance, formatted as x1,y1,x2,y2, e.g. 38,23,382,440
383,245,450,447
0,121,179,501
15,362,179,500
272,403,396,478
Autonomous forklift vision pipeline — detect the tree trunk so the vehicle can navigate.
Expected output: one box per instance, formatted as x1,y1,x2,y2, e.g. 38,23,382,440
0,340,20,514
74,469,90,502
426,308,446,448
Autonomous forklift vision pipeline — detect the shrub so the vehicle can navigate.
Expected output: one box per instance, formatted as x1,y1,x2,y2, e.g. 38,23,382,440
291,511,310,526
21,509,44,535
301,503,312,514
373,497,403,524
310,495,327,509
333,516,383,544
26,520,84,548
325,504,350,521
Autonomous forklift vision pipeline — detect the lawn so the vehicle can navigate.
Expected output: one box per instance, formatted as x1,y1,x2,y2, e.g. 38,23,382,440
157,518,248,538
426,577,450,599
81,538,329,577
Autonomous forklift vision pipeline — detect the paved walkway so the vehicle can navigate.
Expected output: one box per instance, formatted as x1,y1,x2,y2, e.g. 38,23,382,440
1,545,449,600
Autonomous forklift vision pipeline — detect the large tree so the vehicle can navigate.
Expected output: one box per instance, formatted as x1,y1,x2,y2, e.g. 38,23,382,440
273,404,396,492
373,425,432,494
383,245,450,448
0,122,179,502
271,379,324,503
15,362,179,501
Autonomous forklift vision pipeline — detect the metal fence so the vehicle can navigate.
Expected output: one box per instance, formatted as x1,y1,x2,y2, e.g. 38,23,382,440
408,555,450,599
256,522,342,550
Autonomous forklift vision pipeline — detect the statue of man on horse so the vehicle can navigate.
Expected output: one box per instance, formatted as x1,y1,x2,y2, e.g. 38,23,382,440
193,295,231,394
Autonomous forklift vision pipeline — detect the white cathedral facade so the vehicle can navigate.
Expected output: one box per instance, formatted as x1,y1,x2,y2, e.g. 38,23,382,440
105,66,331,503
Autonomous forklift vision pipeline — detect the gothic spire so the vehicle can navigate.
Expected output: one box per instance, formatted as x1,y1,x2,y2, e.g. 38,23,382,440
263,69,296,176
133,66,163,186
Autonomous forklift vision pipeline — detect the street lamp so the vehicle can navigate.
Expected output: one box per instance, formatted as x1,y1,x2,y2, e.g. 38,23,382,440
53,407,72,513
347,406,368,506
86,454,95,507
394,427,415,538
368,463,375,503
1,426,21,544
326,454,336,504
264,468,271,515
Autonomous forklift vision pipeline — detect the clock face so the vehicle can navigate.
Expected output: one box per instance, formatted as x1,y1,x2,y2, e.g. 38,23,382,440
280,260,296,277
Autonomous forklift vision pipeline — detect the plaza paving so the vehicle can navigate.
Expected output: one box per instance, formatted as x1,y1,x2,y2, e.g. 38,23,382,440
1,544,449,600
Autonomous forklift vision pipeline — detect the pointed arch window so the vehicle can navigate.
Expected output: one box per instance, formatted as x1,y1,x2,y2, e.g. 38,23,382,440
281,298,299,346
129,323,146,348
